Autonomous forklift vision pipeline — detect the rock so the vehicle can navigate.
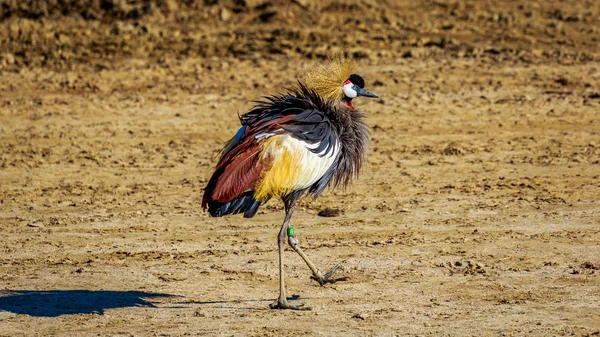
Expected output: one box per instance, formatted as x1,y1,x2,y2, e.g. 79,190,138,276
220,8,232,22
27,222,44,228
402,48,428,59
259,10,277,23
293,0,310,9
318,208,340,217
554,77,569,86
1,53,15,66
352,313,369,320
159,0,178,13
58,34,71,45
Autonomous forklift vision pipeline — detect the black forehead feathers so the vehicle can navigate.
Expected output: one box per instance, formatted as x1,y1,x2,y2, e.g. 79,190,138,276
348,74,365,88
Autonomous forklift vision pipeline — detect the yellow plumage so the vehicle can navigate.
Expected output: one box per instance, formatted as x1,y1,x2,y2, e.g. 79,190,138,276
255,134,340,201
255,136,301,200
304,54,356,102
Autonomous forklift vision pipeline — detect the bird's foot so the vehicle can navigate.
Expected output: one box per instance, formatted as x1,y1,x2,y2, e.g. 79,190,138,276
311,262,350,286
269,299,311,310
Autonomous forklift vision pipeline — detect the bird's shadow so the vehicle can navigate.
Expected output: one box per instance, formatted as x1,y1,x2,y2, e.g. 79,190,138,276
182,294,301,305
179,294,302,310
0,290,310,317
0,290,176,317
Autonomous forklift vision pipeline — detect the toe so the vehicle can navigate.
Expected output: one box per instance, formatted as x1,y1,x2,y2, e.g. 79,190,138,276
311,262,349,286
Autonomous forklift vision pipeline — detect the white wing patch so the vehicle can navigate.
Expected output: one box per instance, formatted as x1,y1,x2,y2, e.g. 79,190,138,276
261,134,339,191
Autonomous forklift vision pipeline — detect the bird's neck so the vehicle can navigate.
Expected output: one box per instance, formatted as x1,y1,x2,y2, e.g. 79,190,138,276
342,98,354,109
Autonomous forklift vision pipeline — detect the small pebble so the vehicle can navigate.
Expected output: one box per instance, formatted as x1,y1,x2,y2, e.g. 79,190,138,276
318,208,340,217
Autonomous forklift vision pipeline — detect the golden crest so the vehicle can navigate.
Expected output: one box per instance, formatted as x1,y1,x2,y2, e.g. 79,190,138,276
304,54,356,102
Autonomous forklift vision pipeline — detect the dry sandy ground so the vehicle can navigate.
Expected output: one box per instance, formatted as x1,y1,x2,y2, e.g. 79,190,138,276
1,1,600,336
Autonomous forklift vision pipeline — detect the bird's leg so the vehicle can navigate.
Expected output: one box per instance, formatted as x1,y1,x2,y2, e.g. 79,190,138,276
287,229,349,286
269,202,309,310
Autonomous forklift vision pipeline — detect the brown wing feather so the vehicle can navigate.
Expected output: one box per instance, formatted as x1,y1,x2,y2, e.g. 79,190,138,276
210,141,263,203
202,110,300,210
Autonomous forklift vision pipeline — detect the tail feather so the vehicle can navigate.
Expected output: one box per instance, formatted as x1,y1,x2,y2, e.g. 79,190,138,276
205,191,262,218
243,198,262,218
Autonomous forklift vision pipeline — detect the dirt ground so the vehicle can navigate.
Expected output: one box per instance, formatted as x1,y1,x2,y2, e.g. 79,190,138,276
1,0,599,336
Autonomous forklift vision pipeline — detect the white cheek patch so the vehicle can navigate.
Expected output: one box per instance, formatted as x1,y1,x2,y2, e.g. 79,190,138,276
343,83,357,98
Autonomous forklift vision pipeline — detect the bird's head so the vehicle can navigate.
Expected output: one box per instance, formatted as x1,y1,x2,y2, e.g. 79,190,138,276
305,55,379,109
341,74,379,109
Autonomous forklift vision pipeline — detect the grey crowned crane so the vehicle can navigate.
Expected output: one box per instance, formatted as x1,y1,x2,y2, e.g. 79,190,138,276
202,57,379,310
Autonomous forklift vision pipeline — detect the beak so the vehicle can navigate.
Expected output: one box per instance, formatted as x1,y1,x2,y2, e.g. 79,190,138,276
356,87,379,98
